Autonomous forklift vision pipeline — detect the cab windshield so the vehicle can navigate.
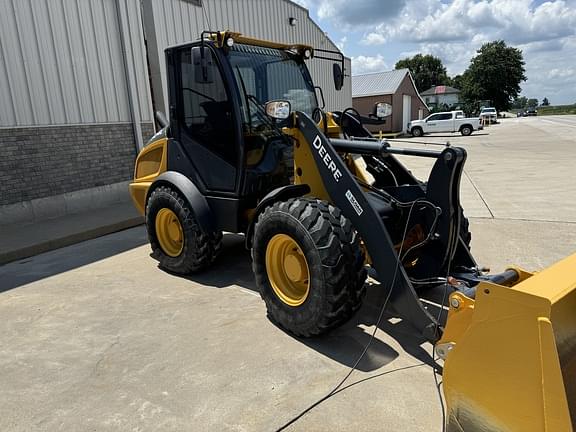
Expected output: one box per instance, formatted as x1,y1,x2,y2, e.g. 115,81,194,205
228,44,318,132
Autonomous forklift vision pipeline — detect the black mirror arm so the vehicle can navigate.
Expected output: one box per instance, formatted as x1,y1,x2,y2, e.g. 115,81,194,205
315,48,346,90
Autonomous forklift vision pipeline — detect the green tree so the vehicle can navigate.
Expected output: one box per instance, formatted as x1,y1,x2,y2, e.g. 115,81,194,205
526,98,538,108
460,40,526,112
450,74,464,90
541,97,550,106
395,54,450,92
512,96,528,109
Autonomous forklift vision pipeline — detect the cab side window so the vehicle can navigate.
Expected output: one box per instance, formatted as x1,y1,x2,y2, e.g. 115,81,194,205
178,48,236,163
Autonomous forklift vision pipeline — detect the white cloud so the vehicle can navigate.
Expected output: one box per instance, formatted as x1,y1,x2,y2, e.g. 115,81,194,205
361,32,387,45
519,35,576,102
351,54,388,74
337,36,348,52
360,0,576,44
318,0,576,103
416,41,479,76
547,68,576,80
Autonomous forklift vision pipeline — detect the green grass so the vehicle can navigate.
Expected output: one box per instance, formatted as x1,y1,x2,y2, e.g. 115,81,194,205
536,104,576,115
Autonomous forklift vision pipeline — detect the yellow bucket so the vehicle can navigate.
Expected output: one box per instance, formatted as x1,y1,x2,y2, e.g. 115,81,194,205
438,253,576,431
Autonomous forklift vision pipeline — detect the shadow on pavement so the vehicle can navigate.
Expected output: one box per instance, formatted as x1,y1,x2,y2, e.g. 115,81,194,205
181,234,437,373
0,226,148,294
290,284,438,372
298,314,400,372
180,233,258,292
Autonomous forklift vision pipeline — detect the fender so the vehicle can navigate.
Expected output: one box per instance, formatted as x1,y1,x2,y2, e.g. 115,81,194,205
245,184,310,249
148,171,216,233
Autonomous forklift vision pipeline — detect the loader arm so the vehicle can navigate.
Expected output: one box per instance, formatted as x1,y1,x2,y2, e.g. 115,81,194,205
289,111,473,342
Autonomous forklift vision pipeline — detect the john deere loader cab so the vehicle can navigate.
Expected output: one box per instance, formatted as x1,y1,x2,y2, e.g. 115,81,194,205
130,31,575,431
164,32,323,231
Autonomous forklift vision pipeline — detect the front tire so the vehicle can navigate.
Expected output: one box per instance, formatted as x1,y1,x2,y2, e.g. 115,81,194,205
411,127,423,137
252,198,367,337
146,185,222,274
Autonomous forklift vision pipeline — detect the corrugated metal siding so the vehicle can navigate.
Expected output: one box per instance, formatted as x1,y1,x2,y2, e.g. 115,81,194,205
0,0,152,127
147,0,352,113
352,69,409,97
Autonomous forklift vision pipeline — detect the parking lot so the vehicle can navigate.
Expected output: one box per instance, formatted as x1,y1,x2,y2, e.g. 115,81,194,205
1,115,575,431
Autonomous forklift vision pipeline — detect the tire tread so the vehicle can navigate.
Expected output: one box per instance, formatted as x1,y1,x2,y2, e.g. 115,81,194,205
146,185,222,274
253,198,367,337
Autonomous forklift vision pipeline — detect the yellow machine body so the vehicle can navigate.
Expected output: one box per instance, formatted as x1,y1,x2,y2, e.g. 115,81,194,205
438,253,576,431
129,137,168,215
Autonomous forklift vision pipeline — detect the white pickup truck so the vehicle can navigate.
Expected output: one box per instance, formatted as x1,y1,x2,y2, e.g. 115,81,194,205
407,111,482,137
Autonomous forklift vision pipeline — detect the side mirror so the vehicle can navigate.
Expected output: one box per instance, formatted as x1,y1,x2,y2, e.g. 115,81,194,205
373,102,392,119
265,100,291,120
333,63,344,91
155,111,169,128
192,46,213,83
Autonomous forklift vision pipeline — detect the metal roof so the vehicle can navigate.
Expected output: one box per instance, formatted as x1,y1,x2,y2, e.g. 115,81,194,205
420,85,461,96
351,69,410,97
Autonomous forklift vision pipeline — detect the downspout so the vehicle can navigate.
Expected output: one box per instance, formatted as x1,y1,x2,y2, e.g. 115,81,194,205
115,0,144,152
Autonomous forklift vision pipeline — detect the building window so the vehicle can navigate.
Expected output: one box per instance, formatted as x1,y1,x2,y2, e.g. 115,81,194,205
182,0,202,6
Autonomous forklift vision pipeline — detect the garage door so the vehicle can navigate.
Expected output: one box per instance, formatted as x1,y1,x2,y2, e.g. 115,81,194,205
402,95,412,132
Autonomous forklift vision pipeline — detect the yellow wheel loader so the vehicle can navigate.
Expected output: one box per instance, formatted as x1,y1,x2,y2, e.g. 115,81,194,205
129,31,575,431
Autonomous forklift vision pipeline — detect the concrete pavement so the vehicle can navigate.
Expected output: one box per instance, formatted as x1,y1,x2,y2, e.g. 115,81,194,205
0,228,442,431
0,201,143,265
1,115,575,431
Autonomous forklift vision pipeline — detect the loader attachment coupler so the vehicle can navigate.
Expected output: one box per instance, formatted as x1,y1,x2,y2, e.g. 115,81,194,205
439,252,576,431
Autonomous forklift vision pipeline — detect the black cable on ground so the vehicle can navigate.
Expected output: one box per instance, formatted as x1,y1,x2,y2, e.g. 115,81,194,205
273,200,420,432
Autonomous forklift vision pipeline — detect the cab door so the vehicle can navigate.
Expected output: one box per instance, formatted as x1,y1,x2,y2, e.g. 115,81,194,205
168,45,242,194
425,113,442,133
435,112,454,132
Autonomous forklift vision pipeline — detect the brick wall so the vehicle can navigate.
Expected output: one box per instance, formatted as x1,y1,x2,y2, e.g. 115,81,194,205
0,122,154,206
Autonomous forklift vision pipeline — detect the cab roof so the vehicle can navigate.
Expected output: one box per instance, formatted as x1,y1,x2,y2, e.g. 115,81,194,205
167,30,314,57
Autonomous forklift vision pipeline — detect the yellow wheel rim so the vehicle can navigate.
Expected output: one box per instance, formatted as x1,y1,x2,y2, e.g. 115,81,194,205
155,208,184,257
265,234,310,307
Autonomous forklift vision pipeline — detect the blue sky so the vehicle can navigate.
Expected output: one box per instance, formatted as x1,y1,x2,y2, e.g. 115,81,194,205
294,0,576,104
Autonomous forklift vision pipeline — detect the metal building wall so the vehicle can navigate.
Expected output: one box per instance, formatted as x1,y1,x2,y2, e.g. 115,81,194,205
143,0,352,116
0,0,153,128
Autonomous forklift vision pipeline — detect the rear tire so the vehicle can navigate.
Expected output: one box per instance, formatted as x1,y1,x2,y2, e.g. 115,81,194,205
411,127,423,137
146,185,222,274
460,125,472,136
252,198,367,337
